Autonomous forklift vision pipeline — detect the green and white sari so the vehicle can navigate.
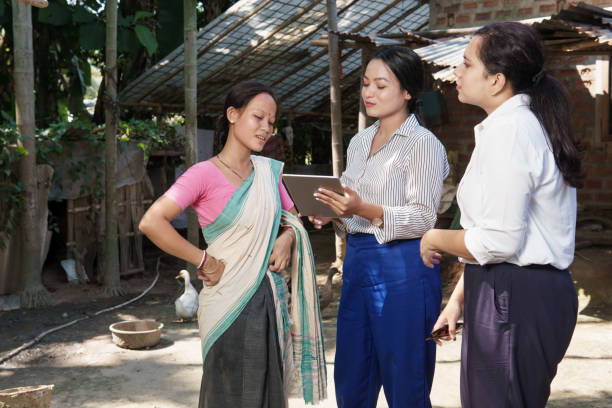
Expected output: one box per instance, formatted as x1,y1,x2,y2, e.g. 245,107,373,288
198,155,327,405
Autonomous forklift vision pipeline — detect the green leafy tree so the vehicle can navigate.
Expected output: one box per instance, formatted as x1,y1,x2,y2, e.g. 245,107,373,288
1,0,236,300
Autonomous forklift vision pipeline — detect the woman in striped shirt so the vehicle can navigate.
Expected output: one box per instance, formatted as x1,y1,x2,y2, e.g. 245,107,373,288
311,46,449,408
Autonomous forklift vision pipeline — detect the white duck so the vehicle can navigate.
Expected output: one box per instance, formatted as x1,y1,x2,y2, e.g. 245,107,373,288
175,270,199,321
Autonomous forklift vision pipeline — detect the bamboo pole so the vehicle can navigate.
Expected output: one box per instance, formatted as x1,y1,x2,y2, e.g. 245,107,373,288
12,0,52,307
184,0,199,279
326,0,345,270
358,47,373,132
103,0,123,296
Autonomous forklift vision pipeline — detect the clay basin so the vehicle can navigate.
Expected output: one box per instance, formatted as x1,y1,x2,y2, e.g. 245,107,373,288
109,320,163,349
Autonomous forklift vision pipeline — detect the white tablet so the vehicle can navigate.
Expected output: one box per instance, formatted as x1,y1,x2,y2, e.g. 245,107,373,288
282,174,343,218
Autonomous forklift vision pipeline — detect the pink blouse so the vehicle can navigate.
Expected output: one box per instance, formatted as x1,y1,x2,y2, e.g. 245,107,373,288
164,160,294,228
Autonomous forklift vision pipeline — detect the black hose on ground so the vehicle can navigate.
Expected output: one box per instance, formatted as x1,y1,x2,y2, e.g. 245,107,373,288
0,256,162,365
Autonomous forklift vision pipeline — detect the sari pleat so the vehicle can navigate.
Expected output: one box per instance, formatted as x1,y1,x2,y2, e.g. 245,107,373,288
199,275,284,408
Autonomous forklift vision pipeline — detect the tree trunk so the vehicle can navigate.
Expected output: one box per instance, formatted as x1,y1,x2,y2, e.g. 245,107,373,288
184,0,199,279
103,0,124,296
326,0,345,270
12,0,51,308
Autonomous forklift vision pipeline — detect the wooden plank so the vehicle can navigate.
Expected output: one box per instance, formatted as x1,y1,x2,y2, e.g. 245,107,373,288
595,56,610,145
562,40,601,52
95,200,105,284
358,46,374,131
67,204,101,213
543,38,583,45
117,186,130,275
129,182,145,272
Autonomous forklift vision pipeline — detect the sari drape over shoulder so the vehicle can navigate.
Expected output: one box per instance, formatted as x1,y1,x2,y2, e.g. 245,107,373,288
198,156,327,404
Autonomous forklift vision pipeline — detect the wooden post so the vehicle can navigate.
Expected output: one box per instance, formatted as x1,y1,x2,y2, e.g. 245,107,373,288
595,56,609,146
117,186,130,276
358,47,373,132
326,0,345,269
184,0,199,278
103,0,123,296
130,182,146,274
286,110,294,172
12,0,51,307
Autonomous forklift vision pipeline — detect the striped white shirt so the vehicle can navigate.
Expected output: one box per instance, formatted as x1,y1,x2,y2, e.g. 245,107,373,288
337,114,449,244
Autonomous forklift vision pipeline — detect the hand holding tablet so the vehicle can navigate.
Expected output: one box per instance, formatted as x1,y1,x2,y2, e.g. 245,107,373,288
282,174,343,218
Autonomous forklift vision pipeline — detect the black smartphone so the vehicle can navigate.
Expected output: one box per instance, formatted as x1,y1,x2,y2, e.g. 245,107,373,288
426,322,464,341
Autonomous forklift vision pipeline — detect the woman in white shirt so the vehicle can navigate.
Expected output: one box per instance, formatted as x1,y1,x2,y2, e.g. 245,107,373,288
420,22,583,408
312,46,449,408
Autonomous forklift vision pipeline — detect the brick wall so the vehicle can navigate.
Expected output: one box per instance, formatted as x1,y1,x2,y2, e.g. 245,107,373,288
548,55,612,207
430,0,612,29
430,86,484,184
432,54,612,209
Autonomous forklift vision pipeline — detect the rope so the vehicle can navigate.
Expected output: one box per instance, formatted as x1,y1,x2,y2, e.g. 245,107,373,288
0,256,163,365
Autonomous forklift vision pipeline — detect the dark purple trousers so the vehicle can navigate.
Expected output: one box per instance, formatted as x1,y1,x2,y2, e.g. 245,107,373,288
461,263,578,408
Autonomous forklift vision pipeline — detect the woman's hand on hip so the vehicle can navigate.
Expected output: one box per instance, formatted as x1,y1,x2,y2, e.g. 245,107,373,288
420,229,443,268
269,231,293,272
198,255,225,287
430,298,464,346
314,185,362,217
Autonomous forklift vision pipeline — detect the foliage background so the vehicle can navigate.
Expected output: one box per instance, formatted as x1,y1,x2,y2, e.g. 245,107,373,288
0,0,236,126
0,0,350,248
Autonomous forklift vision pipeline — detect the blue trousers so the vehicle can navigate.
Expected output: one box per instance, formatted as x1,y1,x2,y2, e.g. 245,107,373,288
335,234,441,408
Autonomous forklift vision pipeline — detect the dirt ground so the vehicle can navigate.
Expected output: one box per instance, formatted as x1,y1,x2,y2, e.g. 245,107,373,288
1,228,611,407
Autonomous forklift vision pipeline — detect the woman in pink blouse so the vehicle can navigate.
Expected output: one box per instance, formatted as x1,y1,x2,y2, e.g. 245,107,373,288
139,81,326,407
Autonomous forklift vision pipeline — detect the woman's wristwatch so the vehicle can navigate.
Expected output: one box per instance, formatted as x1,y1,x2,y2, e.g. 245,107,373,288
371,217,383,228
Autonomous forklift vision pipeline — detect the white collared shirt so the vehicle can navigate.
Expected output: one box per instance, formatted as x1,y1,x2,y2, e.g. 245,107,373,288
338,114,449,244
458,94,577,269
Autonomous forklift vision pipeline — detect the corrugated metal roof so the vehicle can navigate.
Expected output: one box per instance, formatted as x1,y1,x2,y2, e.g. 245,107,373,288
414,35,471,82
120,1,612,115
329,29,433,47
413,5,612,83
119,0,430,117
552,21,612,45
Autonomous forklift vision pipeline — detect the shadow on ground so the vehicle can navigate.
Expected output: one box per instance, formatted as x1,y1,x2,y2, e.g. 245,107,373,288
548,391,612,408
